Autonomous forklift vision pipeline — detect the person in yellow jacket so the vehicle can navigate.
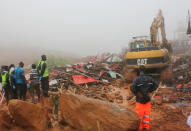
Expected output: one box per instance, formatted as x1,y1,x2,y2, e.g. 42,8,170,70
0,66,11,104
37,55,49,97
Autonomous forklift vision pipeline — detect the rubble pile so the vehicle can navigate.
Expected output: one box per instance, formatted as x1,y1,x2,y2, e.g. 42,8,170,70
48,54,125,102
157,54,191,102
153,87,178,104
51,53,123,80
173,54,191,84
153,85,191,104
151,105,189,131
47,53,191,131
74,84,113,101
2,52,191,131
48,53,191,105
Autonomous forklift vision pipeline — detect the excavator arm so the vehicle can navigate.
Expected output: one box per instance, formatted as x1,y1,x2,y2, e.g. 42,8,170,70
150,10,167,45
150,10,172,52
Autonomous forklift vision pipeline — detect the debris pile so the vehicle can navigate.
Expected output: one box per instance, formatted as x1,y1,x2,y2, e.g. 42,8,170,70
173,54,191,84
1,52,191,131
153,85,191,104
153,87,178,104
47,53,191,131
151,105,189,131
48,54,124,95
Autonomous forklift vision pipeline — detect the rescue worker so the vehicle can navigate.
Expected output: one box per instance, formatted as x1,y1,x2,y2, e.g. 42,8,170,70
38,55,49,97
0,66,11,104
9,64,16,99
9,64,17,99
15,62,27,101
130,66,158,131
29,64,40,103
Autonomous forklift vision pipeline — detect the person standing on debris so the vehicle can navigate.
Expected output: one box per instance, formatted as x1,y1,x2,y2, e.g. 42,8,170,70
0,66,12,104
15,62,27,101
29,64,40,103
9,64,17,99
38,55,49,97
130,65,158,131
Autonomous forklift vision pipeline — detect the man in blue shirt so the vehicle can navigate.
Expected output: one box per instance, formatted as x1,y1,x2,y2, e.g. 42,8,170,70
15,62,27,101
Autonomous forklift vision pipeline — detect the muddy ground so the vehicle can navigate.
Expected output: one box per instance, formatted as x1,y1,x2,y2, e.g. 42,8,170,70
0,80,190,131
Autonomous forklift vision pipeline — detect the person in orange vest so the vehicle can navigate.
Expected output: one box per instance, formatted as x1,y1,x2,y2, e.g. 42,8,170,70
130,66,158,130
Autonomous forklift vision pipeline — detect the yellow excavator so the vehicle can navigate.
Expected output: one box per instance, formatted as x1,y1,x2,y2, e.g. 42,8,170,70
125,10,172,79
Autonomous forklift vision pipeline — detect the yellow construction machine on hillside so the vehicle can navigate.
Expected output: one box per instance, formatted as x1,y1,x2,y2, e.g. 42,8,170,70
125,10,172,77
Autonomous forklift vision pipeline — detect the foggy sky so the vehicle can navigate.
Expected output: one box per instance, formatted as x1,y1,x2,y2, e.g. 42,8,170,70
0,0,190,56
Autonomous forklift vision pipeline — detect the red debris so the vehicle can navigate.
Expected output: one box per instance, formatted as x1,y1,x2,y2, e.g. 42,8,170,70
72,75,99,85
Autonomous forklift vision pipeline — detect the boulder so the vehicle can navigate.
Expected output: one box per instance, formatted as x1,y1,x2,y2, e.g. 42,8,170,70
0,106,12,128
41,97,54,113
59,93,139,131
8,100,48,131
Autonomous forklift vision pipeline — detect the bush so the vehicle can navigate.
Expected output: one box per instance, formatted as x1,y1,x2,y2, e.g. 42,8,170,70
47,55,72,69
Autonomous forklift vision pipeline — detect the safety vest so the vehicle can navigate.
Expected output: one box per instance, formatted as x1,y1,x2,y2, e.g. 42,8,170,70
38,60,48,77
1,72,8,87
8,71,11,83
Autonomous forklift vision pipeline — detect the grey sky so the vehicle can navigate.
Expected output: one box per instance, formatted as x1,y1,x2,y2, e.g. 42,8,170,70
0,0,190,56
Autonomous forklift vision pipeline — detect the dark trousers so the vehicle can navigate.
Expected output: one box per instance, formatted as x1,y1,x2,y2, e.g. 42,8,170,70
30,83,40,101
11,86,18,99
17,84,27,101
41,77,49,97
3,85,12,104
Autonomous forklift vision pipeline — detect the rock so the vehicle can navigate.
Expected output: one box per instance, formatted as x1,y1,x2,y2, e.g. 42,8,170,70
109,93,116,99
59,93,139,131
126,95,134,101
0,106,12,128
41,97,54,113
40,97,54,124
115,99,123,104
48,126,65,131
152,96,162,105
116,95,123,100
64,126,75,131
8,100,48,131
107,94,115,102
114,91,120,96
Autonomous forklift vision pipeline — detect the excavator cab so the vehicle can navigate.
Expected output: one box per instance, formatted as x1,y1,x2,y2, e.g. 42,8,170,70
129,36,154,52
129,36,160,52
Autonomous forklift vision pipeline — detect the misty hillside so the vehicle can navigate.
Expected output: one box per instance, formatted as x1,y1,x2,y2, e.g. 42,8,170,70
0,45,80,66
